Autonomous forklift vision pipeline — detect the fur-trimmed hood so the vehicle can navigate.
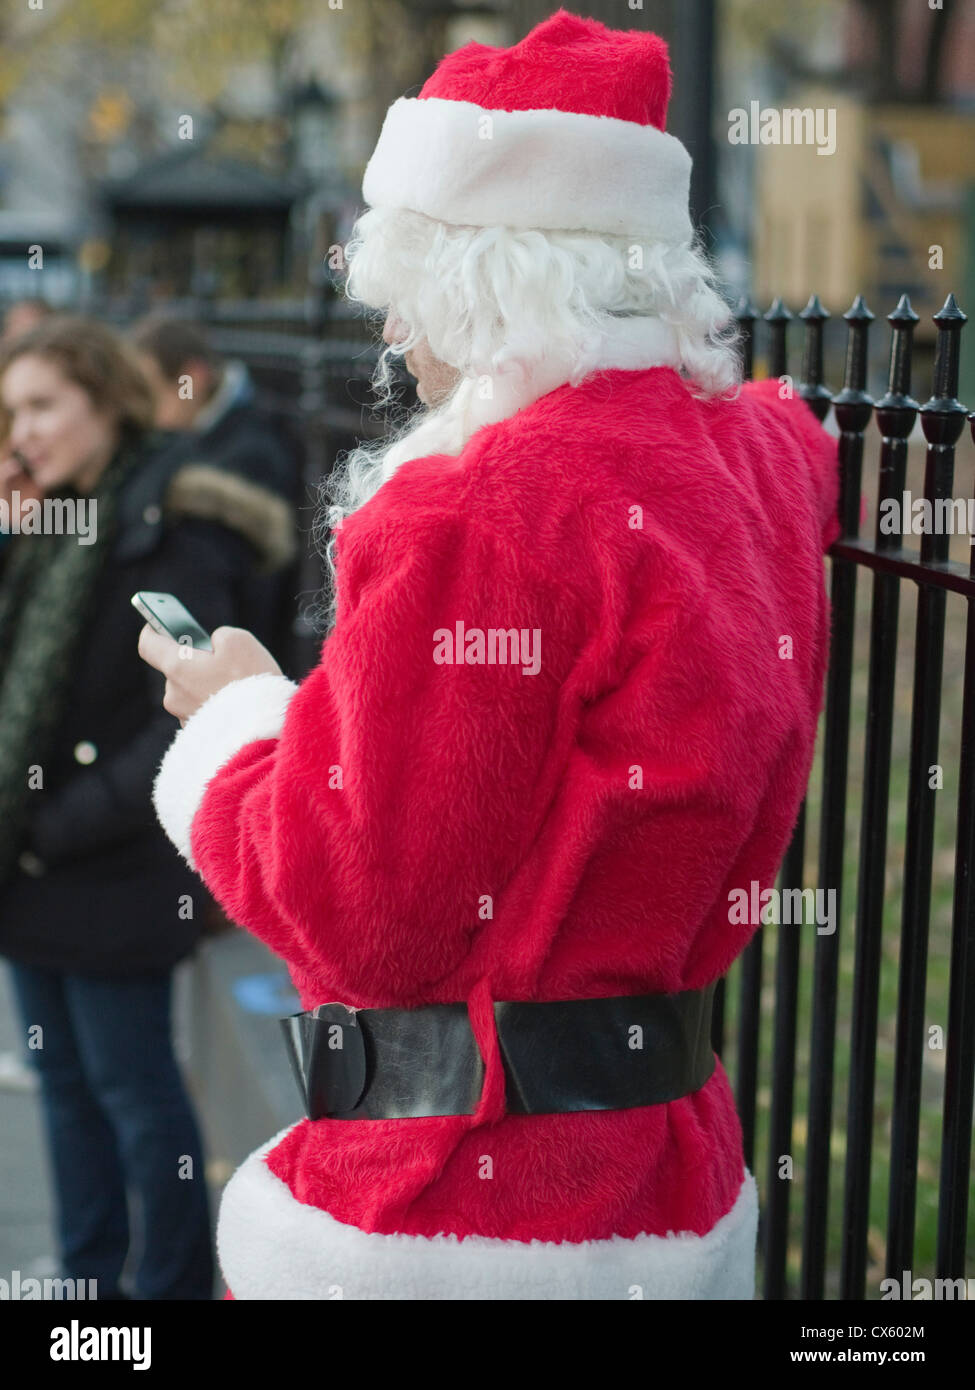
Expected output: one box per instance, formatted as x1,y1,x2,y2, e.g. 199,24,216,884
111,433,299,576
163,462,297,575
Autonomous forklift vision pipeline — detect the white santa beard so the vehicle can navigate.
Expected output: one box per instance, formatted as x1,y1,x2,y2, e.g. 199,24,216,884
375,312,688,498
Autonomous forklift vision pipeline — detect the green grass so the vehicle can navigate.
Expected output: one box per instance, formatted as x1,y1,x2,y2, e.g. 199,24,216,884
718,439,975,1299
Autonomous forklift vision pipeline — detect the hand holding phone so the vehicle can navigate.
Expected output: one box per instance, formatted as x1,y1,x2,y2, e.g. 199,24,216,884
131,591,213,652
135,598,284,726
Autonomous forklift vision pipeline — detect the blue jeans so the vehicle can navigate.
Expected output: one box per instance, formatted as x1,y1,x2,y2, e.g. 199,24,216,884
8,963,214,1299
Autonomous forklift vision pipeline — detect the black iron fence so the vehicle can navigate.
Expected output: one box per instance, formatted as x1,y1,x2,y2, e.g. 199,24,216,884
715,290,974,1299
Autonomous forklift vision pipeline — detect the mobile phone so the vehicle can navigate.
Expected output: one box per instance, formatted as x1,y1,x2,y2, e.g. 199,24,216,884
131,591,213,652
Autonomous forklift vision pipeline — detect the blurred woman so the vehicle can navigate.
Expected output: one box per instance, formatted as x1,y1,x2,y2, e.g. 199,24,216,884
0,316,294,1299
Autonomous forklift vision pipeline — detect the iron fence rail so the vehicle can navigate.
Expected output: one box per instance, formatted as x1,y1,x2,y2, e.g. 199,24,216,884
725,288,974,1300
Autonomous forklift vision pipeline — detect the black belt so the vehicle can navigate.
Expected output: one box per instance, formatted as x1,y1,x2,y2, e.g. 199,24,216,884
280,983,717,1120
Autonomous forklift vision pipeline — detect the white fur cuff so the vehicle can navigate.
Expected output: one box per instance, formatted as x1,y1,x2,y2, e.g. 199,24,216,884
152,672,300,871
362,96,694,242
217,1123,759,1300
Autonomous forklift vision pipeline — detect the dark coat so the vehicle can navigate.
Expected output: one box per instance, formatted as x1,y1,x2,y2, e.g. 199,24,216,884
147,365,303,654
0,431,298,977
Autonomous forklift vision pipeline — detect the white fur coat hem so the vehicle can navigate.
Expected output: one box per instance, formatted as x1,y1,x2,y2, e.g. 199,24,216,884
217,1123,759,1300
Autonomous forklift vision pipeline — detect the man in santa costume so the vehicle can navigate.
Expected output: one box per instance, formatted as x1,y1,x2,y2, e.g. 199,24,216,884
139,9,840,1299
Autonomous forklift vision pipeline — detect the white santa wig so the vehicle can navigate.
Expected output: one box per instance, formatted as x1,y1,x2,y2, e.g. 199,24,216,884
311,205,742,630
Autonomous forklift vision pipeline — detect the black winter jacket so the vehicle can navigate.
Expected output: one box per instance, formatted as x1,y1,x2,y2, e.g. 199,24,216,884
0,432,297,977
146,374,303,655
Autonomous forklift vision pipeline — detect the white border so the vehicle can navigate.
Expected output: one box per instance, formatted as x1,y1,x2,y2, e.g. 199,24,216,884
362,96,694,241
217,1123,759,1300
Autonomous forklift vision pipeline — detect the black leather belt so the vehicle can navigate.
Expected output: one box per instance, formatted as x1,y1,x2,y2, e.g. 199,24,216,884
280,983,717,1119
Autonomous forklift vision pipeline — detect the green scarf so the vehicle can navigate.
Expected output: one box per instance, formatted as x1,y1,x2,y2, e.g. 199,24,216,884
0,438,144,889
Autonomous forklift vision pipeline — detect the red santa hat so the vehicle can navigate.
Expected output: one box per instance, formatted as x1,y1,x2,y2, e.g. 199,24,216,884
362,8,694,244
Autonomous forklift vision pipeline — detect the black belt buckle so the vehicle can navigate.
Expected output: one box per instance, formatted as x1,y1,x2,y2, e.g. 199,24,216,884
280,1003,368,1118
281,1001,484,1120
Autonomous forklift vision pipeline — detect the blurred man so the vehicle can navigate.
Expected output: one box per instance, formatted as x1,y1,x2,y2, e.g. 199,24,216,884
2,297,55,342
130,315,300,656
131,315,297,501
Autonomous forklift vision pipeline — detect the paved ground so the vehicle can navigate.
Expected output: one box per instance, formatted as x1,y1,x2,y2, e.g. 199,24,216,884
0,962,58,1283
0,933,298,1299
0,954,226,1296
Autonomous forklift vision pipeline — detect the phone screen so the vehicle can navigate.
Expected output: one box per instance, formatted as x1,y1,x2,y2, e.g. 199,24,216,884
131,592,213,652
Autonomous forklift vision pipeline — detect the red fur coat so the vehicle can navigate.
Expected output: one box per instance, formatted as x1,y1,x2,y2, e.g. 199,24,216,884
154,364,840,1299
